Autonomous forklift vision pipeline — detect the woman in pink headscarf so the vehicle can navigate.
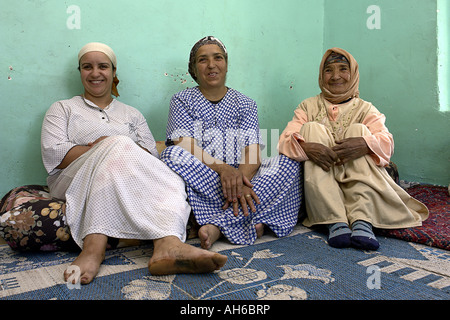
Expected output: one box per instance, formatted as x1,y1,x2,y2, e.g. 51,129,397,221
278,48,428,250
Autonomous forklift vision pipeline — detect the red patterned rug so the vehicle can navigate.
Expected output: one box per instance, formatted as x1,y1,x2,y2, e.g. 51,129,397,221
377,184,449,250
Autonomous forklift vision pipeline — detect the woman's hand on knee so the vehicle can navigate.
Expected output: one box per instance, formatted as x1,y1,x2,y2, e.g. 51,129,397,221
222,185,259,217
332,137,370,165
300,141,338,171
218,165,246,203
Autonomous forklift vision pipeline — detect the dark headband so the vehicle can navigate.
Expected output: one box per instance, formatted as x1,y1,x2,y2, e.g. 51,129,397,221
324,52,349,67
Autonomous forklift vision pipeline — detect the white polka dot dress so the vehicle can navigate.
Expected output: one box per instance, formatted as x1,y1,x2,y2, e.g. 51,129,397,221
41,96,190,248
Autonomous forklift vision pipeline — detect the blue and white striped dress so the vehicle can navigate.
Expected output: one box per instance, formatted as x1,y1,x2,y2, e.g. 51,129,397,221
162,87,303,245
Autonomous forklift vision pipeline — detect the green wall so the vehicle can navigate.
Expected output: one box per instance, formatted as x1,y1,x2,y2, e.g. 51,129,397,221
323,0,449,185
0,0,448,197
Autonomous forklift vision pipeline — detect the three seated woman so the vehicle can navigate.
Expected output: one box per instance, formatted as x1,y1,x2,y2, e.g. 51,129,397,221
1,39,428,286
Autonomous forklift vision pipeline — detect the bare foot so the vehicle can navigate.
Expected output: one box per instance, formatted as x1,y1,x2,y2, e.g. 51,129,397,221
198,224,222,249
148,236,227,276
64,234,107,285
255,223,265,238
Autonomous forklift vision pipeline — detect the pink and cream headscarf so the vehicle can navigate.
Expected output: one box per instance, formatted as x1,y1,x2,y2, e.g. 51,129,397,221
318,47,360,104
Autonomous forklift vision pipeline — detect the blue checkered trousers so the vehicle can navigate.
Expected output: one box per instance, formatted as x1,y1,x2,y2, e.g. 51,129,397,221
161,87,303,245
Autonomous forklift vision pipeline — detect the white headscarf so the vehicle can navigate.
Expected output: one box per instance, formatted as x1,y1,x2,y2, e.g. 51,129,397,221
78,42,117,67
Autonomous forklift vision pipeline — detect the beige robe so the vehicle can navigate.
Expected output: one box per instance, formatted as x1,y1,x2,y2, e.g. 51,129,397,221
278,94,428,228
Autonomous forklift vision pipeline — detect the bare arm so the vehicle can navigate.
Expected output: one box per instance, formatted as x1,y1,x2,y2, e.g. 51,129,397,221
174,137,260,216
56,136,109,169
230,144,261,216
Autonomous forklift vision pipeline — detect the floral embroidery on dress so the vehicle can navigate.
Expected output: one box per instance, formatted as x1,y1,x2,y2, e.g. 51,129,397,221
312,97,371,141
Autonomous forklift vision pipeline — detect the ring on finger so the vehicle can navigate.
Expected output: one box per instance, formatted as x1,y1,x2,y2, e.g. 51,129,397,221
245,194,251,198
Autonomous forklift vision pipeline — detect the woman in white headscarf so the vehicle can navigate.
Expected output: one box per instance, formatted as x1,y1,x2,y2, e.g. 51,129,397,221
278,48,428,250
41,42,227,285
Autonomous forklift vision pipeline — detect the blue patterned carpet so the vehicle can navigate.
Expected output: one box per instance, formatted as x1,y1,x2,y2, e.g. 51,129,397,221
0,225,449,301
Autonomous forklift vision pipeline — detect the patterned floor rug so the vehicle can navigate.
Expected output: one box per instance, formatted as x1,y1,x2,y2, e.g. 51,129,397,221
378,185,449,250
1,225,449,301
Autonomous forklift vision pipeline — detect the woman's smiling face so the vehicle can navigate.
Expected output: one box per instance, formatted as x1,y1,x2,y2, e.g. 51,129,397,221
79,51,115,99
322,62,351,95
194,44,228,89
